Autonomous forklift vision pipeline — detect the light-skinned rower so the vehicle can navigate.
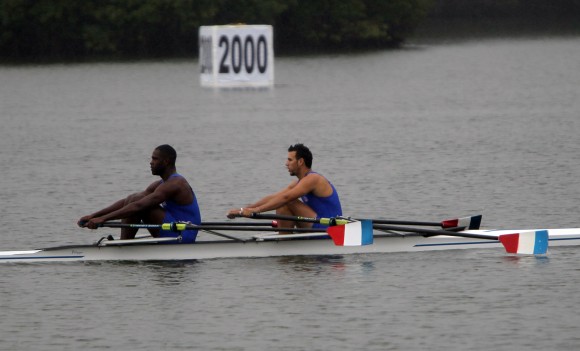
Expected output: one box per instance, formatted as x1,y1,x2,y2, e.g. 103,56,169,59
227,144,342,231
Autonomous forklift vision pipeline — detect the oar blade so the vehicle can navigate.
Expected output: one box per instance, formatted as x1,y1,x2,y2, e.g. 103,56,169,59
327,220,374,246
498,230,549,255
441,215,482,230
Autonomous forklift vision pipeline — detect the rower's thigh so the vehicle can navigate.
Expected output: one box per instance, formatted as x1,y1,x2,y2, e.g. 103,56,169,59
124,192,147,205
143,207,166,236
286,199,317,218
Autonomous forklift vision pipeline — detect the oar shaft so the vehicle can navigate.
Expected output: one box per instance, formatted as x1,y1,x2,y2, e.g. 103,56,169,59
248,213,348,225
186,225,325,232
101,222,160,229
249,213,318,223
202,221,274,227
371,219,441,226
247,213,474,228
100,221,274,227
98,222,324,233
372,224,498,240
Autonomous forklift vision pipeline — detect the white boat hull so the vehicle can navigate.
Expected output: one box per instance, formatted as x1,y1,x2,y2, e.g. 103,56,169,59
1,228,579,263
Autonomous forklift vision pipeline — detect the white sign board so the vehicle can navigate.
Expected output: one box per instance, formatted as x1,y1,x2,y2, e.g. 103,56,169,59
199,25,274,88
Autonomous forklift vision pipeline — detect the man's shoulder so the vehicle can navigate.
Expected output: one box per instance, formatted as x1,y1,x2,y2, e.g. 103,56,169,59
299,172,326,188
165,175,190,187
156,177,192,201
309,172,335,190
157,175,190,189
305,171,327,182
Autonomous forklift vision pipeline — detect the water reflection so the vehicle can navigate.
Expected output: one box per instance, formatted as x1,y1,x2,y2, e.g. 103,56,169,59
274,255,376,275
500,254,550,267
81,259,201,287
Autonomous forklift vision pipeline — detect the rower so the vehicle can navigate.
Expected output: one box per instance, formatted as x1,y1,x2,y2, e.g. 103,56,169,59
227,144,342,232
78,144,202,243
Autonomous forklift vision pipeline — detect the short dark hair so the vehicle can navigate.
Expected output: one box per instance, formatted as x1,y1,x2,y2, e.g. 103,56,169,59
156,144,177,165
288,144,312,168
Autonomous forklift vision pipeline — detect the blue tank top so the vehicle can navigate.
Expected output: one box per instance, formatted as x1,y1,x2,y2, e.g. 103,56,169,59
299,172,342,222
160,173,201,243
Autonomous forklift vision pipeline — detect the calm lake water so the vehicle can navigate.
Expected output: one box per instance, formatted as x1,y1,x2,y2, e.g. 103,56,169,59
1,23,580,350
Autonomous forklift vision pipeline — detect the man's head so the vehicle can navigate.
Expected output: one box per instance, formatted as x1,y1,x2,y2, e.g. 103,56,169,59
155,144,177,165
286,144,313,176
288,144,312,168
151,144,177,176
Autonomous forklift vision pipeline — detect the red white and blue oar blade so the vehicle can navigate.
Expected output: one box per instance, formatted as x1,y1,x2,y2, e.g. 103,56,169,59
441,215,482,230
327,220,374,246
498,230,549,255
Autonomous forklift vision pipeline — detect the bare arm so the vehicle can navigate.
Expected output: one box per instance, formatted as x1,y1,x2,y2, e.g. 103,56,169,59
82,198,128,220
78,181,164,228
227,181,298,218
250,177,317,213
228,176,323,218
244,183,295,208
97,192,164,222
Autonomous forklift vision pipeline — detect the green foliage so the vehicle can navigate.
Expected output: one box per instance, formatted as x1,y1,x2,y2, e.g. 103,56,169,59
209,0,291,24
0,0,220,60
278,0,431,50
2,0,579,60
0,0,430,60
428,0,580,19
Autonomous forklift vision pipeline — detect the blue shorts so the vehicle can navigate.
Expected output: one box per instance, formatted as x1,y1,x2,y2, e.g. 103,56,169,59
159,212,198,244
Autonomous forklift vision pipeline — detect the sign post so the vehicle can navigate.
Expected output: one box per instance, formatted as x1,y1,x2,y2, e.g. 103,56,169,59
199,25,274,88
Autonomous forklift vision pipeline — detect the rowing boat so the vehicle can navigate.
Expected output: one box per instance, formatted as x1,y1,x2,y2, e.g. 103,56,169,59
1,228,579,263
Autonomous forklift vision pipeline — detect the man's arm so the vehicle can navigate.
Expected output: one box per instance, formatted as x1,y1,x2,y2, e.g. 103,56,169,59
242,176,320,216
227,181,298,218
78,181,164,228
244,181,297,208
80,198,129,221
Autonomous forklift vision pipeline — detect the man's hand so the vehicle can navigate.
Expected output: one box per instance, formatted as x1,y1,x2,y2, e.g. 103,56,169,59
77,215,92,228
78,216,105,229
227,208,243,219
227,207,259,218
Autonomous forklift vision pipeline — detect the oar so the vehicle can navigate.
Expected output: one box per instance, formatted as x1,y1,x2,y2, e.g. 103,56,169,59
89,220,544,254
201,221,278,228
245,213,482,230
369,215,482,229
247,213,349,225
158,221,374,247
93,222,245,241
91,222,327,242
203,221,276,227
80,220,276,227
372,224,548,255
90,221,370,246
80,220,277,240
94,222,325,233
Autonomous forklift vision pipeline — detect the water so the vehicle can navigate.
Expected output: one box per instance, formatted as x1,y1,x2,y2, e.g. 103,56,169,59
1,29,580,350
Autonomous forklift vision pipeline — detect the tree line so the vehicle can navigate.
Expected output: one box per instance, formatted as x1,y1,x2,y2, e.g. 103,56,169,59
428,0,580,19
1,0,578,61
0,0,429,61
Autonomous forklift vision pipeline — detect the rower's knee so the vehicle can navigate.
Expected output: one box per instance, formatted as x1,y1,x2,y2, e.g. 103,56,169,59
124,192,145,205
276,205,292,216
